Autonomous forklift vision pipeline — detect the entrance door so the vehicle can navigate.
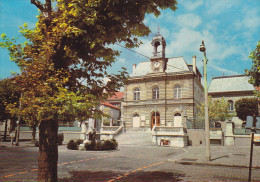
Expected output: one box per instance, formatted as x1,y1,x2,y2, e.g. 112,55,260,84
151,112,160,129
174,113,182,127
133,114,140,127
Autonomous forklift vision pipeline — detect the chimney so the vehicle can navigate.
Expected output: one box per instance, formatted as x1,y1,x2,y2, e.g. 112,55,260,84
133,64,136,74
192,56,196,75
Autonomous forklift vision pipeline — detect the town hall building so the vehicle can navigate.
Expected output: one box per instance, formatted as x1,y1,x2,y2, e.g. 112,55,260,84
122,33,204,130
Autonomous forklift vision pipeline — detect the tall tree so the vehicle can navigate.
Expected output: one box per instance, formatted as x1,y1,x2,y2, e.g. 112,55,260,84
247,41,260,97
0,79,20,141
235,98,259,121
198,96,233,124
1,0,177,181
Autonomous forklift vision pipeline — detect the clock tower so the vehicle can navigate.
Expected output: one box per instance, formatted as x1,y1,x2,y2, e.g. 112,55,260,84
150,33,167,73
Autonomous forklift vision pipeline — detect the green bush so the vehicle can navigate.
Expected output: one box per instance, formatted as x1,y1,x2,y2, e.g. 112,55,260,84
75,139,83,146
67,140,78,150
57,133,64,145
235,98,259,121
84,139,118,151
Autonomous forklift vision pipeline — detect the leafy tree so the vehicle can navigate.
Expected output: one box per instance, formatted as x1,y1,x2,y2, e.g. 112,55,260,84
0,79,20,141
198,96,233,125
246,41,260,97
235,98,259,121
0,0,177,181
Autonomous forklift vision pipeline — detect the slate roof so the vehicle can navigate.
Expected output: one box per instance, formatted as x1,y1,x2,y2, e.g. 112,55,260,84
131,57,191,77
208,75,255,93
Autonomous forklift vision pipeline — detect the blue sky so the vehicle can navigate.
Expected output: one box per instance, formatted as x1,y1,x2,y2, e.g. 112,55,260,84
1,0,260,82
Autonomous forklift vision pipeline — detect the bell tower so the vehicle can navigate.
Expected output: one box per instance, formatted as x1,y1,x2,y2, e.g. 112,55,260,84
150,32,167,73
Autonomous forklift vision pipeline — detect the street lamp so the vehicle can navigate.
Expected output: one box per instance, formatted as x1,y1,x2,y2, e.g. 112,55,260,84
200,40,211,161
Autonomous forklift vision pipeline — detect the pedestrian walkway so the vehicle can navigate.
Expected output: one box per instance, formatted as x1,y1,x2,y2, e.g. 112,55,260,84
0,140,35,148
169,145,260,168
116,130,155,146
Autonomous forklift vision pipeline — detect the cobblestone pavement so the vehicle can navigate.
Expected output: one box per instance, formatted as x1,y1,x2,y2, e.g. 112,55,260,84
1,142,260,181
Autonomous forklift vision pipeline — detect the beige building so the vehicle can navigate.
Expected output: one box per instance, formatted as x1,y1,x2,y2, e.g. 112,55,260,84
122,34,204,130
208,75,257,128
208,75,256,112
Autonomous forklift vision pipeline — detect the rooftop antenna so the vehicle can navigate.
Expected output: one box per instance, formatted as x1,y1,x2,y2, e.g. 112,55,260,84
158,25,160,34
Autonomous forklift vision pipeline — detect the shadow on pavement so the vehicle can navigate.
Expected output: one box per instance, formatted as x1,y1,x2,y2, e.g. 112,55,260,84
59,170,185,182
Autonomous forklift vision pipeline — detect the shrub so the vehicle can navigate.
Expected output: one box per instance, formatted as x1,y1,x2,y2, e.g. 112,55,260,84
75,139,83,146
57,133,64,145
67,140,78,150
235,98,259,121
84,139,118,151
84,142,95,150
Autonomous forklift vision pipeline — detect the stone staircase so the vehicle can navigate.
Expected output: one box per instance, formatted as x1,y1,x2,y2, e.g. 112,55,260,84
116,130,155,146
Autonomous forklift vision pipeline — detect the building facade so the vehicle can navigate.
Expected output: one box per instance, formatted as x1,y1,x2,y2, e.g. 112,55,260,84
208,75,257,128
122,34,204,130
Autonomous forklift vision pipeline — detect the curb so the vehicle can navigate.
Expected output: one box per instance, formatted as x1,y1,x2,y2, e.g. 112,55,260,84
174,160,260,169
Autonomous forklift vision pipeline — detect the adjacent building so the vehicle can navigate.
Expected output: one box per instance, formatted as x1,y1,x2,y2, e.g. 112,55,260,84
122,34,204,130
208,75,257,128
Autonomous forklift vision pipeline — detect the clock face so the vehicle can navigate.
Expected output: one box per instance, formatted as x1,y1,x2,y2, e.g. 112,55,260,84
154,62,160,68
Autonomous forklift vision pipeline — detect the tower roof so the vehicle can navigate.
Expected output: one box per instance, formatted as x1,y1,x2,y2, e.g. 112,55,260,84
131,57,190,77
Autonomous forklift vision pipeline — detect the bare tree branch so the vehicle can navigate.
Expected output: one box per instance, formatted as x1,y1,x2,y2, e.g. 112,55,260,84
45,0,52,13
31,0,45,12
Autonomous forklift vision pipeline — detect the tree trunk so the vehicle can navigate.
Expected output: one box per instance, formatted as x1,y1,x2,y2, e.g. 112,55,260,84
3,119,7,141
38,118,58,182
31,125,36,144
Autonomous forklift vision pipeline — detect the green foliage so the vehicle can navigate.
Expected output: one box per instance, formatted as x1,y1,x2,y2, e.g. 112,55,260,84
246,41,260,97
57,133,64,145
0,79,20,121
85,139,118,151
235,98,259,121
247,41,260,86
67,139,83,150
75,139,83,146
67,139,78,150
198,96,233,122
0,0,177,181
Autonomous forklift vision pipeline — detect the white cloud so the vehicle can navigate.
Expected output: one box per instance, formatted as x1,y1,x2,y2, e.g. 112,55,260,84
234,8,260,32
176,13,202,28
150,24,170,38
208,64,239,75
118,58,126,63
181,0,203,11
166,28,203,58
205,0,238,15
135,38,153,59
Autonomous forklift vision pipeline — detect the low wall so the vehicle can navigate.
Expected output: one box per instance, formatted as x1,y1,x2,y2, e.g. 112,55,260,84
234,135,251,146
152,134,188,147
187,129,205,146
63,131,84,143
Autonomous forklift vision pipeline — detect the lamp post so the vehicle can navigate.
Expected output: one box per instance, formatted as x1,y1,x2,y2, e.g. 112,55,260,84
200,40,211,161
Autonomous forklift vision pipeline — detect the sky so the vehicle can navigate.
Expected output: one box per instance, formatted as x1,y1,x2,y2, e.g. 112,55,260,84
0,0,260,83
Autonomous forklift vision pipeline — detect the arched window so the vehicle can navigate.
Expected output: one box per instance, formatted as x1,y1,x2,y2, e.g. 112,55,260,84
228,100,234,111
133,114,140,117
152,87,159,99
134,88,140,100
174,85,182,98
174,113,181,116
215,122,221,128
